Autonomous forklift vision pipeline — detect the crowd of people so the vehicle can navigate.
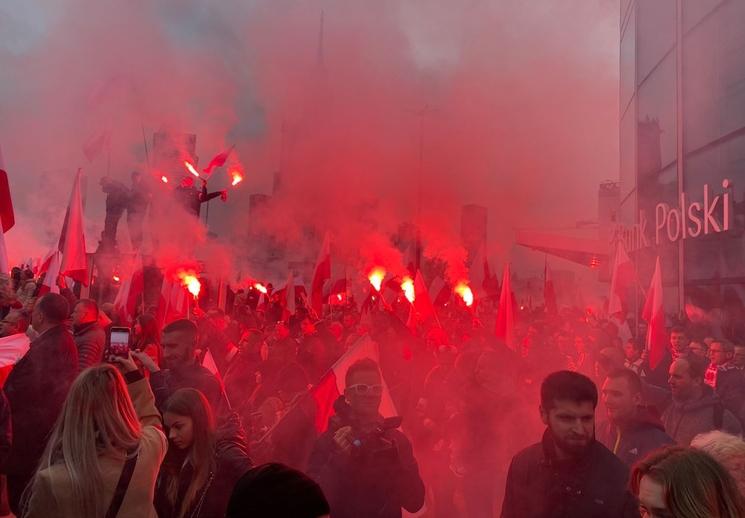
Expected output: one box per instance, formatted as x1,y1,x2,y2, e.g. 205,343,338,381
2,262,745,517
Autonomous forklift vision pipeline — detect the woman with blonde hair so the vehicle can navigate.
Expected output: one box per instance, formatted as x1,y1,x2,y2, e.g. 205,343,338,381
155,388,251,518
632,445,745,518
692,430,745,498
22,354,167,517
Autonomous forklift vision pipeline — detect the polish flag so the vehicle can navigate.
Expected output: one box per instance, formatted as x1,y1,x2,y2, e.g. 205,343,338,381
544,259,557,315
643,257,666,370
113,256,144,325
0,228,8,275
203,145,234,174
283,270,296,320
407,270,438,330
201,349,222,382
310,335,397,433
58,169,88,285
0,333,31,387
608,241,636,316
0,169,15,233
38,251,62,295
310,233,331,316
495,263,516,350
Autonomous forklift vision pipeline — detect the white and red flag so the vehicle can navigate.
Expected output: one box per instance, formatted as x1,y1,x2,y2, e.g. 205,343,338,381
643,257,666,370
203,145,234,175
113,256,145,325
58,169,88,285
310,335,397,433
608,241,636,316
0,332,30,387
38,251,62,295
495,263,516,350
310,232,331,316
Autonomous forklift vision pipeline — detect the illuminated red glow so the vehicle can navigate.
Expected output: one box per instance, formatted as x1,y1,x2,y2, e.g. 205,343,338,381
112,274,120,283
184,161,200,178
161,175,169,184
401,276,415,303
253,282,268,294
368,267,386,292
230,170,243,186
454,282,474,307
177,270,201,299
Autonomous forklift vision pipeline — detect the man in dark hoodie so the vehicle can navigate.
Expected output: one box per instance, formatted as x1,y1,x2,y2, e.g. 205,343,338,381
501,370,638,518
662,354,741,445
307,358,424,518
597,368,673,467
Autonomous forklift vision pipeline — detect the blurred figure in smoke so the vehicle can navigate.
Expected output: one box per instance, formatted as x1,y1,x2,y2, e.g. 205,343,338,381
156,388,252,518
308,358,424,518
227,463,330,518
688,339,709,360
0,308,29,338
501,370,637,518
4,293,79,514
631,446,745,517
127,170,151,251
71,298,106,371
133,319,228,415
662,355,741,445
623,338,646,376
174,176,226,218
647,327,688,388
597,368,673,467
99,175,129,252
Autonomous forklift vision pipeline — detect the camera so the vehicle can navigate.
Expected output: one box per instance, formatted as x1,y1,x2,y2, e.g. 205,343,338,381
350,416,403,464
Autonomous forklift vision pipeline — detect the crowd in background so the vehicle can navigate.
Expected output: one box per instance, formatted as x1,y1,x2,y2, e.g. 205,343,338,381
2,262,745,517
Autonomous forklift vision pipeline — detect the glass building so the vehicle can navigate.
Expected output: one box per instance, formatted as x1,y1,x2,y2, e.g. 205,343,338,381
618,1,745,333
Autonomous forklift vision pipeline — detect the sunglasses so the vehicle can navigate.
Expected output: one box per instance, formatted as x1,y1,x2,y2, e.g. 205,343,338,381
347,383,383,396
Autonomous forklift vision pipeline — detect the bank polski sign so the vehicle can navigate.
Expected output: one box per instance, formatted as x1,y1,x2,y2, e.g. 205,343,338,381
615,179,731,252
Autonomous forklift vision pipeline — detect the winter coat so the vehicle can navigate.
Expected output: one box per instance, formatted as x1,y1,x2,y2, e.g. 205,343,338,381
597,407,674,467
23,373,167,518
4,324,78,512
307,397,425,518
155,412,252,518
661,386,742,445
501,430,638,518
73,320,106,371
150,362,227,415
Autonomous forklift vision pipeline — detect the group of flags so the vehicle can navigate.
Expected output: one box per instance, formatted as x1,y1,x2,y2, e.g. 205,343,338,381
607,241,666,370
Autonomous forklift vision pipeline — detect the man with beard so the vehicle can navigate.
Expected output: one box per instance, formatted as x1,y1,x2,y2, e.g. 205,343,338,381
133,318,227,414
501,370,637,518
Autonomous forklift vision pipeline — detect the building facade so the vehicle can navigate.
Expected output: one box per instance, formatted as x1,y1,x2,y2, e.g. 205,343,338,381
618,0,745,332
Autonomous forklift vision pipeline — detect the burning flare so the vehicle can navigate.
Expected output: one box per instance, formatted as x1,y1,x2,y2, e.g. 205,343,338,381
112,274,120,283
161,175,169,184
177,270,201,299
184,161,200,179
401,276,415,304
253,282,268,294
368,267,386,292
454,282,474,307
230,170,244,186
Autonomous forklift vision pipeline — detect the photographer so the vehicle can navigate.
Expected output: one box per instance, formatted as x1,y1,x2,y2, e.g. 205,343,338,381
307,358,424,518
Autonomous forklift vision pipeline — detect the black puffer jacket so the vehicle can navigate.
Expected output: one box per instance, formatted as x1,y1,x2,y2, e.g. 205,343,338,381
501,430,638,518
155,412,252,518
307,397,425,518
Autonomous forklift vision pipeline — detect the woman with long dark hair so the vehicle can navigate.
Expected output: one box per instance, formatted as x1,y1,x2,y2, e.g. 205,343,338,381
155,388,251,518
22,357,167,517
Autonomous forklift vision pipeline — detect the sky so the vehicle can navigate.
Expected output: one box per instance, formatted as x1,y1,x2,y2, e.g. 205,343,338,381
0,0,619,287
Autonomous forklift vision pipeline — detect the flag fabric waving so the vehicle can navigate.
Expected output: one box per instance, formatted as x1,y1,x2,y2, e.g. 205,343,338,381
58,169,88,285
643,257,666,370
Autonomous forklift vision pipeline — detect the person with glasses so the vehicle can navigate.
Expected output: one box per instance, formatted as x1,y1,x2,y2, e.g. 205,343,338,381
708,340,745,423
307,358,424,518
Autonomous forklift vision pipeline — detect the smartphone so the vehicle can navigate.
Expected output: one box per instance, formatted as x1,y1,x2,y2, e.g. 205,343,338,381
108,327,131,358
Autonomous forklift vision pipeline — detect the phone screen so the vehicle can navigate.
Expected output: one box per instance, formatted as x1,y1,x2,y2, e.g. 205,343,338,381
109,329,130,358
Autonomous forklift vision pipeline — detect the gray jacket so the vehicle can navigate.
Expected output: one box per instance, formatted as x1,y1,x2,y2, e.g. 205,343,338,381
661,387,741,445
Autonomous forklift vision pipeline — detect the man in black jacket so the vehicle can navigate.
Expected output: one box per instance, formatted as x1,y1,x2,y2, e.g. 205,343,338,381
308,358,424,518
501,370,638,518
4,293,78,513
71,298,106,370
597,368,673,467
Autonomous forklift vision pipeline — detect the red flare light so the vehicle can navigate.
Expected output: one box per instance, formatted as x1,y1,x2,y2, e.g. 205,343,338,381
454,282,474,307
253,282,268,294
112,274,121,283
337,293,343,301
177,270,201,299
401,276,415,303
184,160,200,178
161,175,169,184
230,170,243,186
368,267,386,292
